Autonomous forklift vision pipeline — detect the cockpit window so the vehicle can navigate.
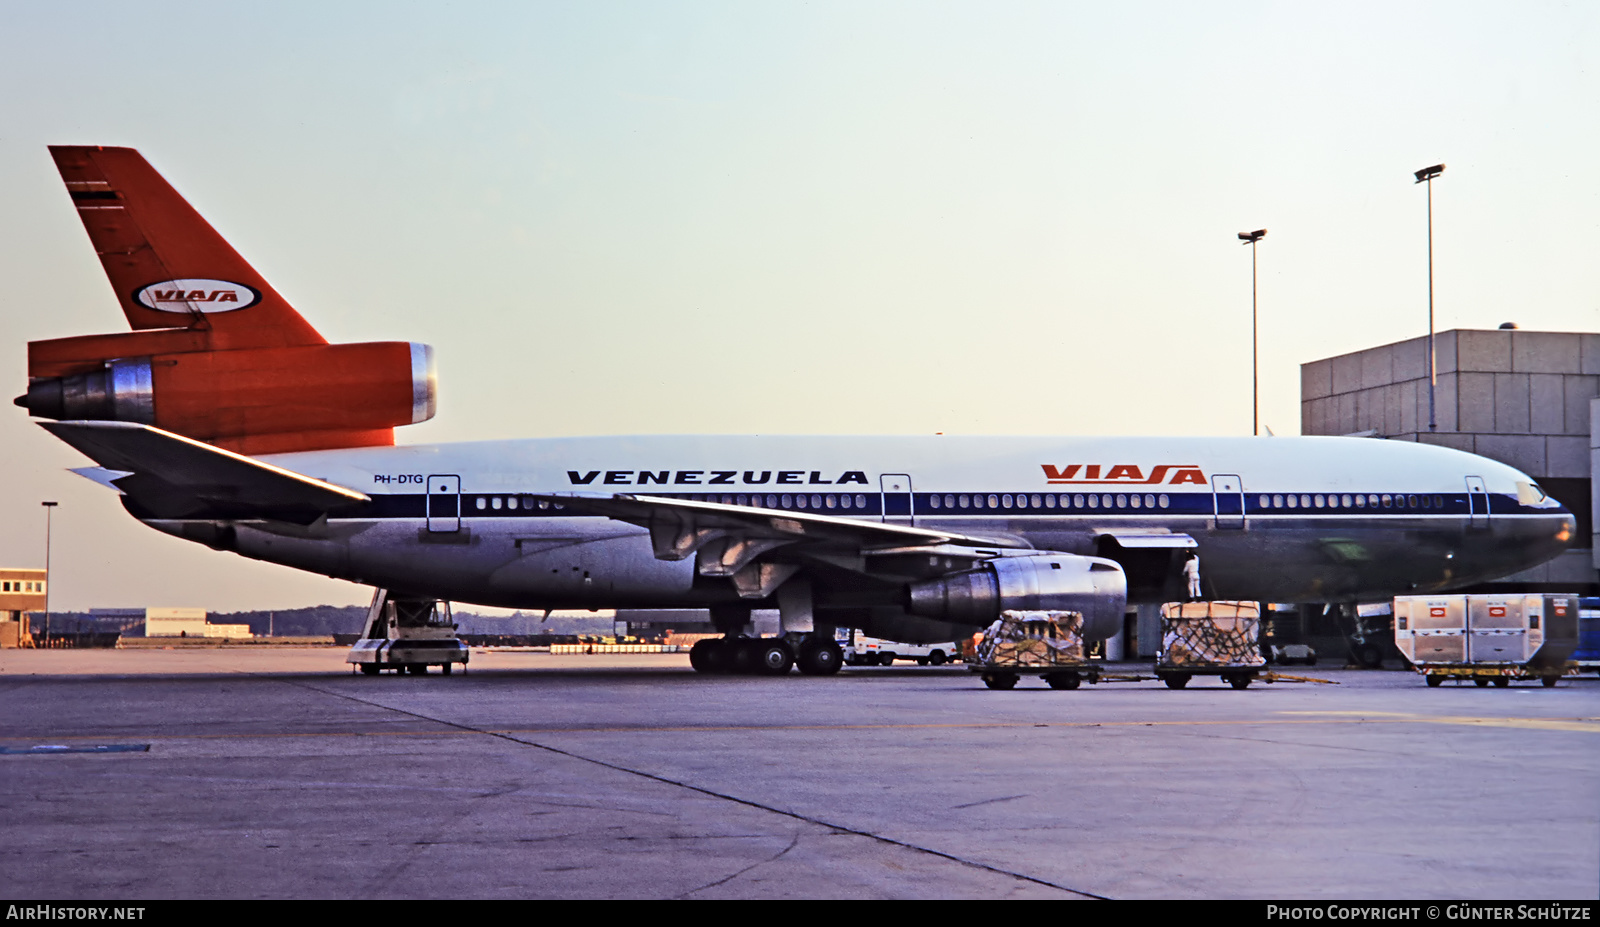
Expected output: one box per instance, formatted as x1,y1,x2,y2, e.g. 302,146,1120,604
1516,481,1559,508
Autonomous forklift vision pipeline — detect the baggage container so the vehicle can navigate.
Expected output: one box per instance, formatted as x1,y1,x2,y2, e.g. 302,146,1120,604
1156,601,1266,689
1574,598,1600,673
1394,593,1578,687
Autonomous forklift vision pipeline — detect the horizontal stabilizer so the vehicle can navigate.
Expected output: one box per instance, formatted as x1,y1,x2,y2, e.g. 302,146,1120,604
42,420,368,522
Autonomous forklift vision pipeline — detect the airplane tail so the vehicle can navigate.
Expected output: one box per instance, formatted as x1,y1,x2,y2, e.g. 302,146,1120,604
17,147,435,455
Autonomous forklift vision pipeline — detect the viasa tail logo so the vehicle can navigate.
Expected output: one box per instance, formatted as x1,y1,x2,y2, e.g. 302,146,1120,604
134,279,261,313
1041,464,1207,486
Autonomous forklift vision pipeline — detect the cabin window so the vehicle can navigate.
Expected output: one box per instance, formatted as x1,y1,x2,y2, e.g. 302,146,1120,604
1273,494,1283,508
1129,494,1141,508
1370,495,1381,508
929,495,941,509
988,495,999,508
781,494,793,508
1087,495,1099,508
1408,495,1419,508
475,497,487,510
855,494,867,508
959,495,970,508
1115,494,1126,508
1342,494,1353,508
1001,495,1013,509
1260,494,1271,509
1159,494,1170,508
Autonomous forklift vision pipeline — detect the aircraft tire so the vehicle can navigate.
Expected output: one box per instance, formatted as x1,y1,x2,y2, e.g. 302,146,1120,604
796,639,843,676
728,639,763,675
756,640,795,675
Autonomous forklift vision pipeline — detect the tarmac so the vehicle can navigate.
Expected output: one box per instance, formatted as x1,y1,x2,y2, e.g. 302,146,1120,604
0,647,1596,900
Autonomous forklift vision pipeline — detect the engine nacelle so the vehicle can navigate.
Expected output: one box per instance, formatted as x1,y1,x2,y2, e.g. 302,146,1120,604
906,553,1128,640
18,341,436,455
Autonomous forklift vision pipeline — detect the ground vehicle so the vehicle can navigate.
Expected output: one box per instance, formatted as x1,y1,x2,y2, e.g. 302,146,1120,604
1394,594,1580,687
838,629,957,666
1156,601,1266,689
970,610,1099,690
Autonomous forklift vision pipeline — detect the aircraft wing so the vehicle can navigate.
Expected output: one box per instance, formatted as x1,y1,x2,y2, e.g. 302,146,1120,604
42,420,368,523
530,491,1029,598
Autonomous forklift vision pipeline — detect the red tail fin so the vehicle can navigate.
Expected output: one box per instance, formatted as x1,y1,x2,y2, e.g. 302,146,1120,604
22,147,436,455
48,146,326,349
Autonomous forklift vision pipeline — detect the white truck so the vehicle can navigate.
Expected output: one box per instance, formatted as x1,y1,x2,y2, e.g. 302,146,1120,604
836,629,958,666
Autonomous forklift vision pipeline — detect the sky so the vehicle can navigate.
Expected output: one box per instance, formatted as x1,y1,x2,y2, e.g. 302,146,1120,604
1,1,1596,612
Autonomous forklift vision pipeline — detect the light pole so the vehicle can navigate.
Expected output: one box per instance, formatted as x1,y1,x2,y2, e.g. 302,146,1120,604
41,501,57,646
1238,229,1267,436
1414,163,1444,431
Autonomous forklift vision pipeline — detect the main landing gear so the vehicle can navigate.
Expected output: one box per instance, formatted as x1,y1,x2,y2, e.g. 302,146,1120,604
689,635,843,676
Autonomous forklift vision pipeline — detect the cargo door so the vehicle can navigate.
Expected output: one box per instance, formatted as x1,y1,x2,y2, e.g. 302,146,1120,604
427,474,461,533
1466,476,1490,529
1212,474,1245,529
879,473,913,526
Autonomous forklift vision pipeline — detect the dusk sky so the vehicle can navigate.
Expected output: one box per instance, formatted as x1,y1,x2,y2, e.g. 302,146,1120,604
1,1,1595,611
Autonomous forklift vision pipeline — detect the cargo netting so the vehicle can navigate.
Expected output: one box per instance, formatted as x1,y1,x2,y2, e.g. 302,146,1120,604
975,610,1085,667
1159,601,1266,667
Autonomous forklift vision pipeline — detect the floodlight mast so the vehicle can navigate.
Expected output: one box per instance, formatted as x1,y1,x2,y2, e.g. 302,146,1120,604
1414,164,1445,432
1238,229,1267,437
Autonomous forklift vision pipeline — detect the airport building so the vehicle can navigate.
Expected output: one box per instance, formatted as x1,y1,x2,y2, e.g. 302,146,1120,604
1300,327,1598,594
0,568,46,648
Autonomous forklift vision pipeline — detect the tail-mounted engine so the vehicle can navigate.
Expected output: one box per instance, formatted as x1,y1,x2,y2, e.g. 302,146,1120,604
18,339,436,455
906,553,1128,640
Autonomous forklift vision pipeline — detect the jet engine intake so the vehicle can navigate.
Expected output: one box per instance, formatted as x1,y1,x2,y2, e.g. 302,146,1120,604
906,553,1127,640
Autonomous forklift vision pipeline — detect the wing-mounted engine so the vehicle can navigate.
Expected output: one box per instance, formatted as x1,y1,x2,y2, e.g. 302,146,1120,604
906,553,1128,641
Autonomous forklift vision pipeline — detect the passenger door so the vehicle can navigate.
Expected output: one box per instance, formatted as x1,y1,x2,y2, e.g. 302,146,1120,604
1466,476,1489,529
880,473,914,526
427,474,461,533
1213,474,1245,529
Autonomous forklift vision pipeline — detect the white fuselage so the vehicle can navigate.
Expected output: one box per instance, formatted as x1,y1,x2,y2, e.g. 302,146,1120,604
128,433,1575,620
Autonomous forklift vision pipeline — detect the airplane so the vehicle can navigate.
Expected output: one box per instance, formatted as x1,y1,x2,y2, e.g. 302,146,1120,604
16,146,1577,677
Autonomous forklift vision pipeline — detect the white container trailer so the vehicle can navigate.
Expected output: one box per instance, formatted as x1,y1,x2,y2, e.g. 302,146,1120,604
1394,594,1578,687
